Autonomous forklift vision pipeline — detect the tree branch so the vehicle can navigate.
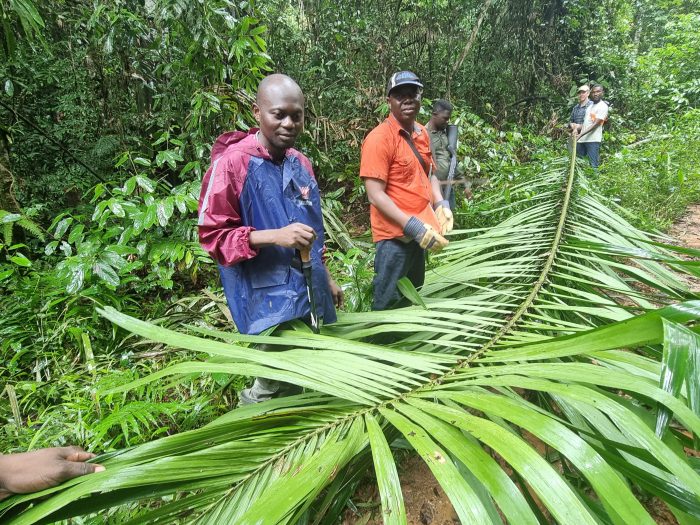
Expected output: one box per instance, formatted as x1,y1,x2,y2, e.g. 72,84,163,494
0,98,107,183
448,0,497,89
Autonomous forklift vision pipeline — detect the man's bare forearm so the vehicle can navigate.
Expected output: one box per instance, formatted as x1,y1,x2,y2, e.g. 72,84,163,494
578,121,602,139
430,175,445,204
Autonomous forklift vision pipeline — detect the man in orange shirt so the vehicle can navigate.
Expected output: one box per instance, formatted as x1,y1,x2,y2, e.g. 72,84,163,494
360,71,453,310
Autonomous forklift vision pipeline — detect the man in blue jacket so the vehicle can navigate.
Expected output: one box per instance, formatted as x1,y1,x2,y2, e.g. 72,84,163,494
198,74,343,404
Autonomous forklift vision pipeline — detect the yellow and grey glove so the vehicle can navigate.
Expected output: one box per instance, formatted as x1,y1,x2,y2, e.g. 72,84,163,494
404,216,449,252
433,200,454,235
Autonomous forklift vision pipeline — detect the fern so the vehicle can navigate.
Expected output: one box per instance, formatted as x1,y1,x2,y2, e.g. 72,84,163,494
16,216,45,242
0,210,45,244
2,222,11,245
91,401,188,447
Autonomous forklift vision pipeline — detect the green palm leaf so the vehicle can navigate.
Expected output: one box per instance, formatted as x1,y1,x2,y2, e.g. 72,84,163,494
4,147,700,524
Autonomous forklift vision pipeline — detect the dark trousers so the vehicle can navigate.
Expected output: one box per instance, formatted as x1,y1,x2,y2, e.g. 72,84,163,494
576,141,601,169
372,239,426,311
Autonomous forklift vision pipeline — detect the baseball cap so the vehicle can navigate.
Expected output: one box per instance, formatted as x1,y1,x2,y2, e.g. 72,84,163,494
577,84,590,93
386,71,423,96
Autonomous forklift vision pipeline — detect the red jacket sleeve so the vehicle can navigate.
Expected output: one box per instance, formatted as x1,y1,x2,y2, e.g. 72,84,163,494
197,154,259,266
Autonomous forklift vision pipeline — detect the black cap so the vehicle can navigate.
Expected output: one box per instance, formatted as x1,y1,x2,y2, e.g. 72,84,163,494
386,71,423,96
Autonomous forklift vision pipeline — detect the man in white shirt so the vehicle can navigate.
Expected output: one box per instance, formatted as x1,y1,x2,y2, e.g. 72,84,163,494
575,84,608,169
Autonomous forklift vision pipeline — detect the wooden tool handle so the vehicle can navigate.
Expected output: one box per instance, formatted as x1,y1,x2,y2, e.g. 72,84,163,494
300,246,311,263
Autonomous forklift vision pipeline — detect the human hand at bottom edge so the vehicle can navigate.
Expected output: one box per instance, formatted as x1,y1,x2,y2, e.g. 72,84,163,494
0,446,105,499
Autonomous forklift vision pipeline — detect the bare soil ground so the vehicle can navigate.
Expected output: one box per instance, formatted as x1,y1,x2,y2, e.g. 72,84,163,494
343,206,700,525
342,455,458,525
670,205,700,249
668,203,700,293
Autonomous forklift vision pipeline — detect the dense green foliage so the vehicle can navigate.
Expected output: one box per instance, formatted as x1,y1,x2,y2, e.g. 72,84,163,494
1,0,700,522
6,146,700,524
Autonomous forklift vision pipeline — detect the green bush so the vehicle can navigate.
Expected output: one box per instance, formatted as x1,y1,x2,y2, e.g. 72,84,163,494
596,109,700,230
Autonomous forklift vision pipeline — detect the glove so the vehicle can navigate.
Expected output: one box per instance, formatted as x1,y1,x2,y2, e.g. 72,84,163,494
403,216,448,252
433,200,454,235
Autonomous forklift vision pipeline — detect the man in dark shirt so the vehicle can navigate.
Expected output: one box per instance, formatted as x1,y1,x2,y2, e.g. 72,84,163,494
426,99,467,210
569,84,592,132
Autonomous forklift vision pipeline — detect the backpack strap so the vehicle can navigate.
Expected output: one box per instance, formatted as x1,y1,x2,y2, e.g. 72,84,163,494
400,129,431,177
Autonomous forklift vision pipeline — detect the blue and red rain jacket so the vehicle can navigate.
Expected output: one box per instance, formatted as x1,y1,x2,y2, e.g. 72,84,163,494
198,130,336,335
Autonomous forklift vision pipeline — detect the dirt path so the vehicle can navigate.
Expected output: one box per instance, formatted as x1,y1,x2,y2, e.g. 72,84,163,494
343,455,458,525
668,203,700,293
343,206,700,525
669,204,700,249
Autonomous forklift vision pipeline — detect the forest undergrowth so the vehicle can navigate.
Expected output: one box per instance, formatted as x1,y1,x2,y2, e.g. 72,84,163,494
3,110,698,456
2,0,700,522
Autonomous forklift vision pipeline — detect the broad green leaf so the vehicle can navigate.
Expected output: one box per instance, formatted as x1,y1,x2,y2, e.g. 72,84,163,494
365,413,407,525
93,262,119,287
53,217,72,239
156,201,169,227
136,176,155,193
688,333,700,449
414,393,654,525
237,419,366,525
67,224,84,244
144,204,157,228
0,212,20,224
123,177,137,195
397,277,427,309
408,402,598,525
449,375,700,495
59,241,72,257
454,362,700,436
656,319,693,437
397,402,538,525
66,265,85,293
480,301,700,362
9,254,31,267
100,250,126,270
380,406,497,525
109,200,125,218
594,447,700,519
180,161,200,177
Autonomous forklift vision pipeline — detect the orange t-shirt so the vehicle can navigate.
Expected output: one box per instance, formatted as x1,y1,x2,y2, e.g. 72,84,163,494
360,116,441,242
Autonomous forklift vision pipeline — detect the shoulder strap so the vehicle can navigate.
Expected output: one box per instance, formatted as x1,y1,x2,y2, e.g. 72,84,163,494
400,130,431,177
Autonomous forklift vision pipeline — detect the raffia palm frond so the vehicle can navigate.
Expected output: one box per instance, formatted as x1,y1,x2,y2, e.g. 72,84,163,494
4,149,700,524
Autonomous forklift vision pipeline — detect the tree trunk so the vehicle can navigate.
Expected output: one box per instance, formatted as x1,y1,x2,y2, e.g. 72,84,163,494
447,0,497,98
0,130,21,213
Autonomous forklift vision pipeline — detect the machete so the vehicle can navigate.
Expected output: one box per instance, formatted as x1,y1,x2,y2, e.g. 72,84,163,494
299,246,320,334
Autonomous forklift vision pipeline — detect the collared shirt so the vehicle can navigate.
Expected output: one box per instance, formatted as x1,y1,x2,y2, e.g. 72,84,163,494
578,100,609,143
570,100,592,125
425,122,451,181
360,115,440,242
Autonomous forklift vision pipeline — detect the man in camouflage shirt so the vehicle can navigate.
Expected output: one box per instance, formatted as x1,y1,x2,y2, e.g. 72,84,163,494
426,99,469,211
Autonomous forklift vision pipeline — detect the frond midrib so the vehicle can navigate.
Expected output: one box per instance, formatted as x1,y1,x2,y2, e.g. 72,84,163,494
217,151,580,518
